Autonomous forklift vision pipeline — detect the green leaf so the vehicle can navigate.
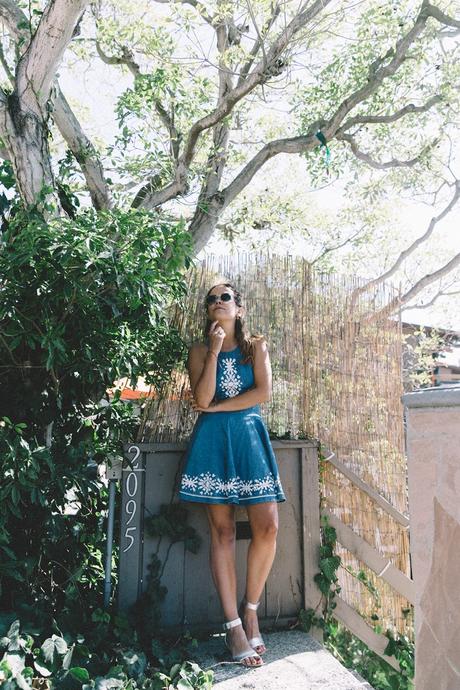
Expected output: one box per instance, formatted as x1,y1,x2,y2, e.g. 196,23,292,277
53,635,68,655
70,667,90,682
62,644,74,670
34,659,53,677
320,556,341,582
41,638,55,663
176,679,193,690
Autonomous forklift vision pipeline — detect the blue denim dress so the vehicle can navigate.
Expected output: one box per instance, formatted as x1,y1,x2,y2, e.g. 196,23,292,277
179,346,286,505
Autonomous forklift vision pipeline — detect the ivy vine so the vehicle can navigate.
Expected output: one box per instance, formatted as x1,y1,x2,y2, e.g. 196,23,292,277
298,514,415,690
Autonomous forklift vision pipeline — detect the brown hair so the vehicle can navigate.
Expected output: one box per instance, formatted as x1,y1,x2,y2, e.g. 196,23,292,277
203,283,262,363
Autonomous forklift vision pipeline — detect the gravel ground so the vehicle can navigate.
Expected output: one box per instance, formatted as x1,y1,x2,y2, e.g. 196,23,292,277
193,630,375,690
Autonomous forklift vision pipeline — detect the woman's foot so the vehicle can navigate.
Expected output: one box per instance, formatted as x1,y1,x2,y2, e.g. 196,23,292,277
240,601,266,655
224,619,263,667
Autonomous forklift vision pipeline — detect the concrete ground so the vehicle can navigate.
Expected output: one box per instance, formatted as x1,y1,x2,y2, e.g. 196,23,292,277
194,630,375,690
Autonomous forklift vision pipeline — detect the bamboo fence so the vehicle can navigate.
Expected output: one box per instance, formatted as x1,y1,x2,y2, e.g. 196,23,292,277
138,253,411,637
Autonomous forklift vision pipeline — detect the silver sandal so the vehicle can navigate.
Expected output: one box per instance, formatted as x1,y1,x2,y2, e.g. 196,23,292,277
223,617,263,665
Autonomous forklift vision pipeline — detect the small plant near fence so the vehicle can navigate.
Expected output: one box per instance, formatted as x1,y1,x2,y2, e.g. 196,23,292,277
299,515,414,690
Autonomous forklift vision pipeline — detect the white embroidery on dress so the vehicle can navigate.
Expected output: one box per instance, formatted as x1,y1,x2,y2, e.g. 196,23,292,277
219,358,243,398
180,471,284,500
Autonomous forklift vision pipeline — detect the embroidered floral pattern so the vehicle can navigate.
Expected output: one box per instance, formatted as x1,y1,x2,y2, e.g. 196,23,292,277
219,357,243,398
180,471,284,500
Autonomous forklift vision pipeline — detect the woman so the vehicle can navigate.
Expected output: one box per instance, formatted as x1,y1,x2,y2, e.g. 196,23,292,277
179,283,285,667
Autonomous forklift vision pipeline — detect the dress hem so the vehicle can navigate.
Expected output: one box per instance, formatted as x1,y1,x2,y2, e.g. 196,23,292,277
178,491,286,505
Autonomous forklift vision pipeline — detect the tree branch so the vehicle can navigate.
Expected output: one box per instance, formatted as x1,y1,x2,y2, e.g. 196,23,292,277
0,0,27,42
361,179,460,294
152,0,213,26
411,288,460,310
0,40,14,82
189,0,460,250
338,95,442,132
95,39,181,169
311,225,367,265
337,132,438,170
186,1,238,237
424,1,460,29
386,252,460,315
137,0,334,210
95,40,139,77
16,0,90,114
236,1,281,88
189,132,318,250
53,88,112,210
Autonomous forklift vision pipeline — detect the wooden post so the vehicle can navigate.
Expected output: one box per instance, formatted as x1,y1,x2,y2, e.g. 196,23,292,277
118,444,146,611
301,443,323,642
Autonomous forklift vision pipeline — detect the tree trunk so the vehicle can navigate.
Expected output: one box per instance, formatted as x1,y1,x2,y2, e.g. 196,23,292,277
3,92,57,207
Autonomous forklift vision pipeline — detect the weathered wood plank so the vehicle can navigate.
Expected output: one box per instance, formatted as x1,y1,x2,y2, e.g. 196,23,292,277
322,509,415,604
332,596,401,672
266,447,303,621
301,444,323,642
325,453,409,528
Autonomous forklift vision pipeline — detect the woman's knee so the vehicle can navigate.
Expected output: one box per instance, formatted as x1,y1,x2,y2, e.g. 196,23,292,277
209,520,236,545
252,517,278,541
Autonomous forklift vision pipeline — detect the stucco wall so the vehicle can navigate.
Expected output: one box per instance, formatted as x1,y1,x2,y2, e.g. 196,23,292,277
403,386,460,690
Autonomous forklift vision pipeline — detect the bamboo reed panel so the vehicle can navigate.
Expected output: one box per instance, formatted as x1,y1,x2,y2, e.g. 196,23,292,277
138,253,410,636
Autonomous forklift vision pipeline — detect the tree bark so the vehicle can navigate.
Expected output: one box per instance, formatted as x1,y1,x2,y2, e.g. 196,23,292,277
0,0,90,209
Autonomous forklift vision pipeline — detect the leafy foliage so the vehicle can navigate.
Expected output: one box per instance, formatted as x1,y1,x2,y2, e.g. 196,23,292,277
0,203,191,657
0,199,214,687
0,618,214,690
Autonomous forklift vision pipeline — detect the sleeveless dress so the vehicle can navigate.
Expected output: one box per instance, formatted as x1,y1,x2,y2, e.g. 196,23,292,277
179,345,286,505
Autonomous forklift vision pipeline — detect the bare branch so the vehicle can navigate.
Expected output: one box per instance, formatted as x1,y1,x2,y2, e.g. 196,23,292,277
390,252,460,314
236,1,282,87
95,40,139,77
186,1,238,236
362,179,460,292
16,0,90,113
411,288,460,310
189,131,318,250
324,4,431,137
338,95,442,132
189,0,460,250
337,132,438,170
53,88,112,210
424,1,460,29
311,225,367,265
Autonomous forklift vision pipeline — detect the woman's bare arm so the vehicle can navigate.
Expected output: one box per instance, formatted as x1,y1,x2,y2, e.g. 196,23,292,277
188,343,218,408
196,338,272,412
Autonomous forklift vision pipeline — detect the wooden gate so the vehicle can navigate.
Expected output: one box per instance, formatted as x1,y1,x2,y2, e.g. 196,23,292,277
118,440,322,633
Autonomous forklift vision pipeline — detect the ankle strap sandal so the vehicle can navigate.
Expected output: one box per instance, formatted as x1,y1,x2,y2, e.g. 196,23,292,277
223,617,262,665
240,600,266,653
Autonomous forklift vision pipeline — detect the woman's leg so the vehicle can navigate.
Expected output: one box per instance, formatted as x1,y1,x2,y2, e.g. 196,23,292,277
206,504,262,666
243,501,279,652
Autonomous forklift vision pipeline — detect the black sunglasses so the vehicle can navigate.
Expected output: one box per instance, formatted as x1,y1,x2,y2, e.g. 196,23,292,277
205,292,234,305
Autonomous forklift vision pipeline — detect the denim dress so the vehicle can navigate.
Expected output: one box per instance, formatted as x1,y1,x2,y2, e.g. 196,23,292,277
179,345,285,505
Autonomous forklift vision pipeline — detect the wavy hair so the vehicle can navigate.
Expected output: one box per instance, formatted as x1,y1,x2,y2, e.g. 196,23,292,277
203,283,262,363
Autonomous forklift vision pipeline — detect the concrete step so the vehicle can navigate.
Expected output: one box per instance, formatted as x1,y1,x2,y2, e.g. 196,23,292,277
194,630,375,690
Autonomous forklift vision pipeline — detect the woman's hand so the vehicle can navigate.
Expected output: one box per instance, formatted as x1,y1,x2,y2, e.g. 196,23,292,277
208,320,225,354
